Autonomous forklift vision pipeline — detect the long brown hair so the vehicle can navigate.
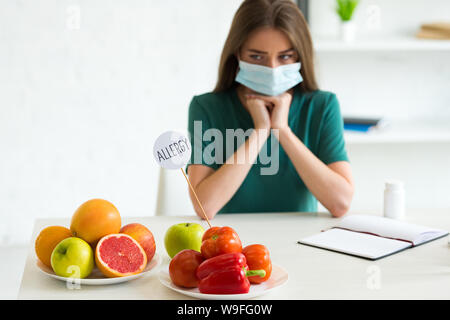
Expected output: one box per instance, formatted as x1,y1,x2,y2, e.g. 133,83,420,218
214,0,318,93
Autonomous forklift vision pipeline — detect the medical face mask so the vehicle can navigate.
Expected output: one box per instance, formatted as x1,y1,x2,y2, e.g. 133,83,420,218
235,60,303,96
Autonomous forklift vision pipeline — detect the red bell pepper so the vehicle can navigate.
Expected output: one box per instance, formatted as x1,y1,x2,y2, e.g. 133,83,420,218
197,252,266,294
196,252,247,280
198,267,266,294
242,244,272,284
200,226,242,259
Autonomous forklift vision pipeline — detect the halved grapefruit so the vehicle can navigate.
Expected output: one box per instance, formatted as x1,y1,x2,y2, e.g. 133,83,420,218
95,233,147,278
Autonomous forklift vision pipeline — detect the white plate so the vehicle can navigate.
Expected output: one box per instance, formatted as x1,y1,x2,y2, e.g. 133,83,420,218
159,263,288,300
36,253,161,286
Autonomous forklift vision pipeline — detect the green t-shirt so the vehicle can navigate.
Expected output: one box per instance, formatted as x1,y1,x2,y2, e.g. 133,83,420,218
186,85,349,214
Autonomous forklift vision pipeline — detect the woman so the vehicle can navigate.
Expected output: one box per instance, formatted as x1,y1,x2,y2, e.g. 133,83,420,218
186,0,354,219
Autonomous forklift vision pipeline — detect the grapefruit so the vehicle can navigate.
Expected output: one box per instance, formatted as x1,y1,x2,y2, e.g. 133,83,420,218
35,226,73,268
70,199,121,246
120,223,156,262
95,233,147,278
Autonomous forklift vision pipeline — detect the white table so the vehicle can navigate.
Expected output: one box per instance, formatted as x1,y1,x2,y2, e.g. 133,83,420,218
18,210,450,300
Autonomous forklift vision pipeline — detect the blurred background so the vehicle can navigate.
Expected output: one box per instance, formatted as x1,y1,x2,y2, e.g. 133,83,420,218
1,0,449,297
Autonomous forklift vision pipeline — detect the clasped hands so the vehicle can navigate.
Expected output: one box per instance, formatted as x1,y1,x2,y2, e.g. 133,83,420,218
244,90,293,134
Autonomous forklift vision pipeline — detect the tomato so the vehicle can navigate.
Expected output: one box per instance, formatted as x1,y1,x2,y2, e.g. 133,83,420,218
200,226,242,259
242,244,272,284
168,249,204,288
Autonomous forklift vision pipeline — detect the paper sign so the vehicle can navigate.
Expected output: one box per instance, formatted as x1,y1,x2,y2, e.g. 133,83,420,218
153,131,192,170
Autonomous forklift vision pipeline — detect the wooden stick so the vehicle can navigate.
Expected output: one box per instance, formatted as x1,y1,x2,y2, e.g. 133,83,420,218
180,168,212,228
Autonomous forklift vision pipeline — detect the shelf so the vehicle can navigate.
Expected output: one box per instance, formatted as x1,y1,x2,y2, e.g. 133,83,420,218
314,36,450,52
344,119,450,144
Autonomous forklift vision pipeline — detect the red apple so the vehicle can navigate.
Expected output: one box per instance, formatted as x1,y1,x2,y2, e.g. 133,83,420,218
120,223,156,262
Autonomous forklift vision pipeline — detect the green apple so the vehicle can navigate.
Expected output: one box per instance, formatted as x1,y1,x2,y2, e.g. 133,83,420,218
51,237,94,279
164,223,205,258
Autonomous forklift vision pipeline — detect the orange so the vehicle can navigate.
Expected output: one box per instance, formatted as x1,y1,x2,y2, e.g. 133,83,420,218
70,199,121,246
35,226,73,268
95,233,147,278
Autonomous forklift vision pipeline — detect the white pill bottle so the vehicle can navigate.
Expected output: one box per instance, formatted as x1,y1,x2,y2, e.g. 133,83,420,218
383,180,405,220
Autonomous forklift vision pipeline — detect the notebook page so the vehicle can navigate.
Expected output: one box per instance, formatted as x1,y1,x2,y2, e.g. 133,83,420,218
299,228,412,260
337,215,447,245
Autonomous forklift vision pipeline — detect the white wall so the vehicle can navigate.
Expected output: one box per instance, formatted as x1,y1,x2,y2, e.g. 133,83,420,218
0,0,242,245
1,0,449,245
310,0,450,37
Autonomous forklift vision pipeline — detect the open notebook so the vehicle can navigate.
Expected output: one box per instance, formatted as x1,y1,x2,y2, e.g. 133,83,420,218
298,215,448,260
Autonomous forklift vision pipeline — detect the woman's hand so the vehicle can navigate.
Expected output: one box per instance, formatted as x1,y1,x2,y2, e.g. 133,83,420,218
244,96,271,131
245,91,293,131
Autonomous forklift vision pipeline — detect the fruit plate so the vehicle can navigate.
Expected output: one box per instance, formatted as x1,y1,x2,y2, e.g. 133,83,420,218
36,253,161,286
158,263,288,300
